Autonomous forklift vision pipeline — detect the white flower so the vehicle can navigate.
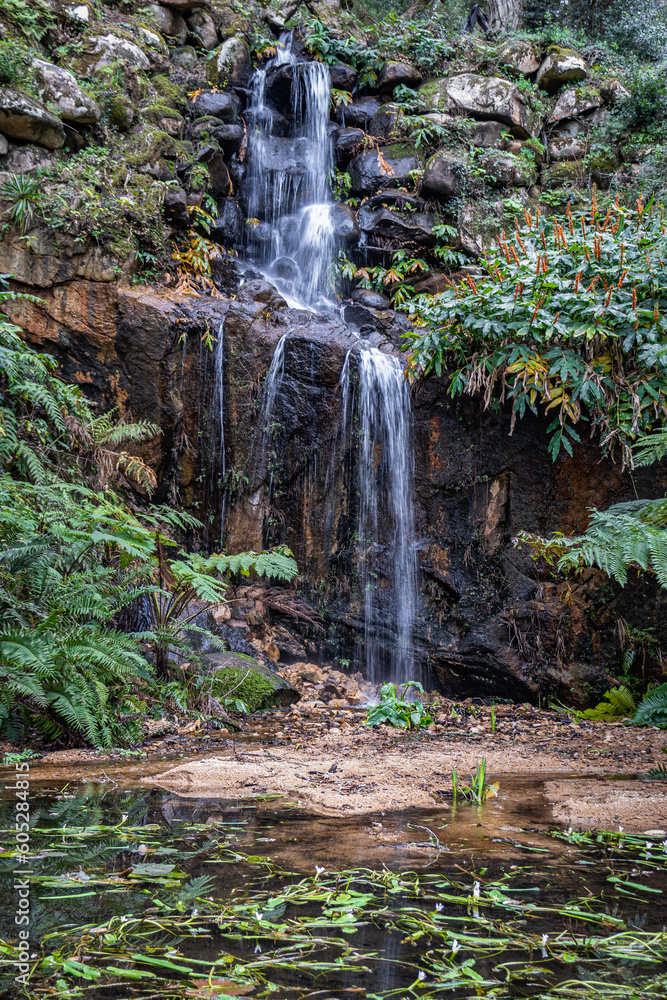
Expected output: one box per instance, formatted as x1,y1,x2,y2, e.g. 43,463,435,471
315,865,326,875
256,912,263,921
618,826,624,833
418,971,426,980
191,909,198,918
435,903,444,912
542,934,549,947
646,841,653,850
473,882,481,899
451,939,460,955
662,841,667,850
254,944,262,954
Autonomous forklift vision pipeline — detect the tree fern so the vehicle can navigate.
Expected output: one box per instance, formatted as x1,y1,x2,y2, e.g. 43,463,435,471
633,683,667,727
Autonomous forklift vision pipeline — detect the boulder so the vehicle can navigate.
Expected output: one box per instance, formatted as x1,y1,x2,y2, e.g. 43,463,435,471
71,33,151,76
171,45,198,69
32,58,100,124
187,9,219,49
0,134,7,155
549,136,586,161
551,107,609,138
0,143,53,172
0,88,65,149
369,103,400,139
336,96,381,128
109,94,134,130
418,78,450,112
307,0,341,19
480,151,536,188
211,122,243,155
348,149,418,195
330,202,360,244
358,206,435,246
207,35,251,88
163,186,190,227
189,90,239,122
377,61,421,92
548,86,601,124
497,39,542,77
421,150,465,199
536,48,587,93
195,144,231,196
600,77,630,106
446,74,540,138
148,3,187,43
136,26,171,70
335,126,364,162
329,63,357,91
352,288,390,309
543,160,586,190
211,197,243,245
471,119,505,147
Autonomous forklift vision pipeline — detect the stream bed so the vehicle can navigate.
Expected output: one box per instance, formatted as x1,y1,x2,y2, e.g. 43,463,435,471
1,774,666,999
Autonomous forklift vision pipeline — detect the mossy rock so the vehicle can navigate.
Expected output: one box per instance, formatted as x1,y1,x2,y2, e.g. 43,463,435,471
122,127,190,167
200,652,299,711
109,93,135,130
143,101,184,128
152,74,188,113
383,141,421,160
543,160,586,189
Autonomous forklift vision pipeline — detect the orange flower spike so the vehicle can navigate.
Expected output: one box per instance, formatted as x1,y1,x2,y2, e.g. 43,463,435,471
581,216,587,239
541,229,547,250
617,269,628,288
591,186,598,223
535,257,541,276
515,230,527,254
655,305,660,322
573,272,581,293
605,287,613,307
524,208,533,229
553,311,560,325
603,207,612,231
584,246,591,263
511,246,521,267
632,286,637,310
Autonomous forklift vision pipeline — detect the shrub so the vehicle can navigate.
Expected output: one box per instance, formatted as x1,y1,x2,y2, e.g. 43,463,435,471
403,196,667,466
633,682,667,727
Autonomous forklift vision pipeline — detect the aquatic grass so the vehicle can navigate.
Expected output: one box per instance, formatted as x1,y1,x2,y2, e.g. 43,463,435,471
2,793,667,998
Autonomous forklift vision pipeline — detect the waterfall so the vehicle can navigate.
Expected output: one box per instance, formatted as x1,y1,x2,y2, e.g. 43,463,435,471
249,332,289,491
213,320,226,539
357,348,419,685
242,33,334,309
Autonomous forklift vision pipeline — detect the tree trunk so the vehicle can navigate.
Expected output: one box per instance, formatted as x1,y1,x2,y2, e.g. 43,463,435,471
487,0,524,30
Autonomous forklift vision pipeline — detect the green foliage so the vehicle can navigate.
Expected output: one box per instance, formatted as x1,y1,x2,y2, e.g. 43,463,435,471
0,0,54,41
577,685,637,721
453,758,499,803
633,682,667,727
1,748,39,765
403,198,667,465
1,173,40,234
0,36,34,87
365,681,433,729
354,250,428,305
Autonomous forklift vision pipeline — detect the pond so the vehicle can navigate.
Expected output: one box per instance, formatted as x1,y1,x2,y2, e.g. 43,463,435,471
1,773,666,999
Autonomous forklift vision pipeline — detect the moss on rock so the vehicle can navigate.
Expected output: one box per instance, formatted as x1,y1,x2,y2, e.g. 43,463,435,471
200,652,299,711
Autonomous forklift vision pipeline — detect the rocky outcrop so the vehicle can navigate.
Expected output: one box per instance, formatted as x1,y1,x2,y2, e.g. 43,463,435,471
536,48,587,92
0,88,65,149
348,149,418,194
446,74,540,138
206,35,251,87
32,59,100,124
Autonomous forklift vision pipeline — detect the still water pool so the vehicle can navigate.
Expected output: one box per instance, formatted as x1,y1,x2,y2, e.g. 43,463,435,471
1,779,666,999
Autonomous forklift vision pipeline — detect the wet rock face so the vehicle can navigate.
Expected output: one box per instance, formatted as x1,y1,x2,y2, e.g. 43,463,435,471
0,87,65,149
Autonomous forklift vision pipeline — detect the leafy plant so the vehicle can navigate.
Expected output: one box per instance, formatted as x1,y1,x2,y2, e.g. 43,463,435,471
365,681,433,729
1,748,39,765
1,173,40,235
577,686,637,722
354,250,428,305
403,197,667,466
0,0,54,41
452,758,499,803
633,682,667,728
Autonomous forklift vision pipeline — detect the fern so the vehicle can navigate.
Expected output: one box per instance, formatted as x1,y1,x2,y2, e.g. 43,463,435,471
579,686,637,722
633,682,667,728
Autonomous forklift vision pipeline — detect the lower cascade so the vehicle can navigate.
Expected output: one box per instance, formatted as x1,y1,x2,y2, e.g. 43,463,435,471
357,348,419,685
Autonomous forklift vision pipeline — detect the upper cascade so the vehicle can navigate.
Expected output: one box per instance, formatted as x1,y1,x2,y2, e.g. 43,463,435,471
242,32,335,310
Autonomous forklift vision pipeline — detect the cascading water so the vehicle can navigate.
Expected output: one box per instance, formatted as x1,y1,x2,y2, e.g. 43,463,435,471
242,33,334,309
234,41,421,685
357,348,419,685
